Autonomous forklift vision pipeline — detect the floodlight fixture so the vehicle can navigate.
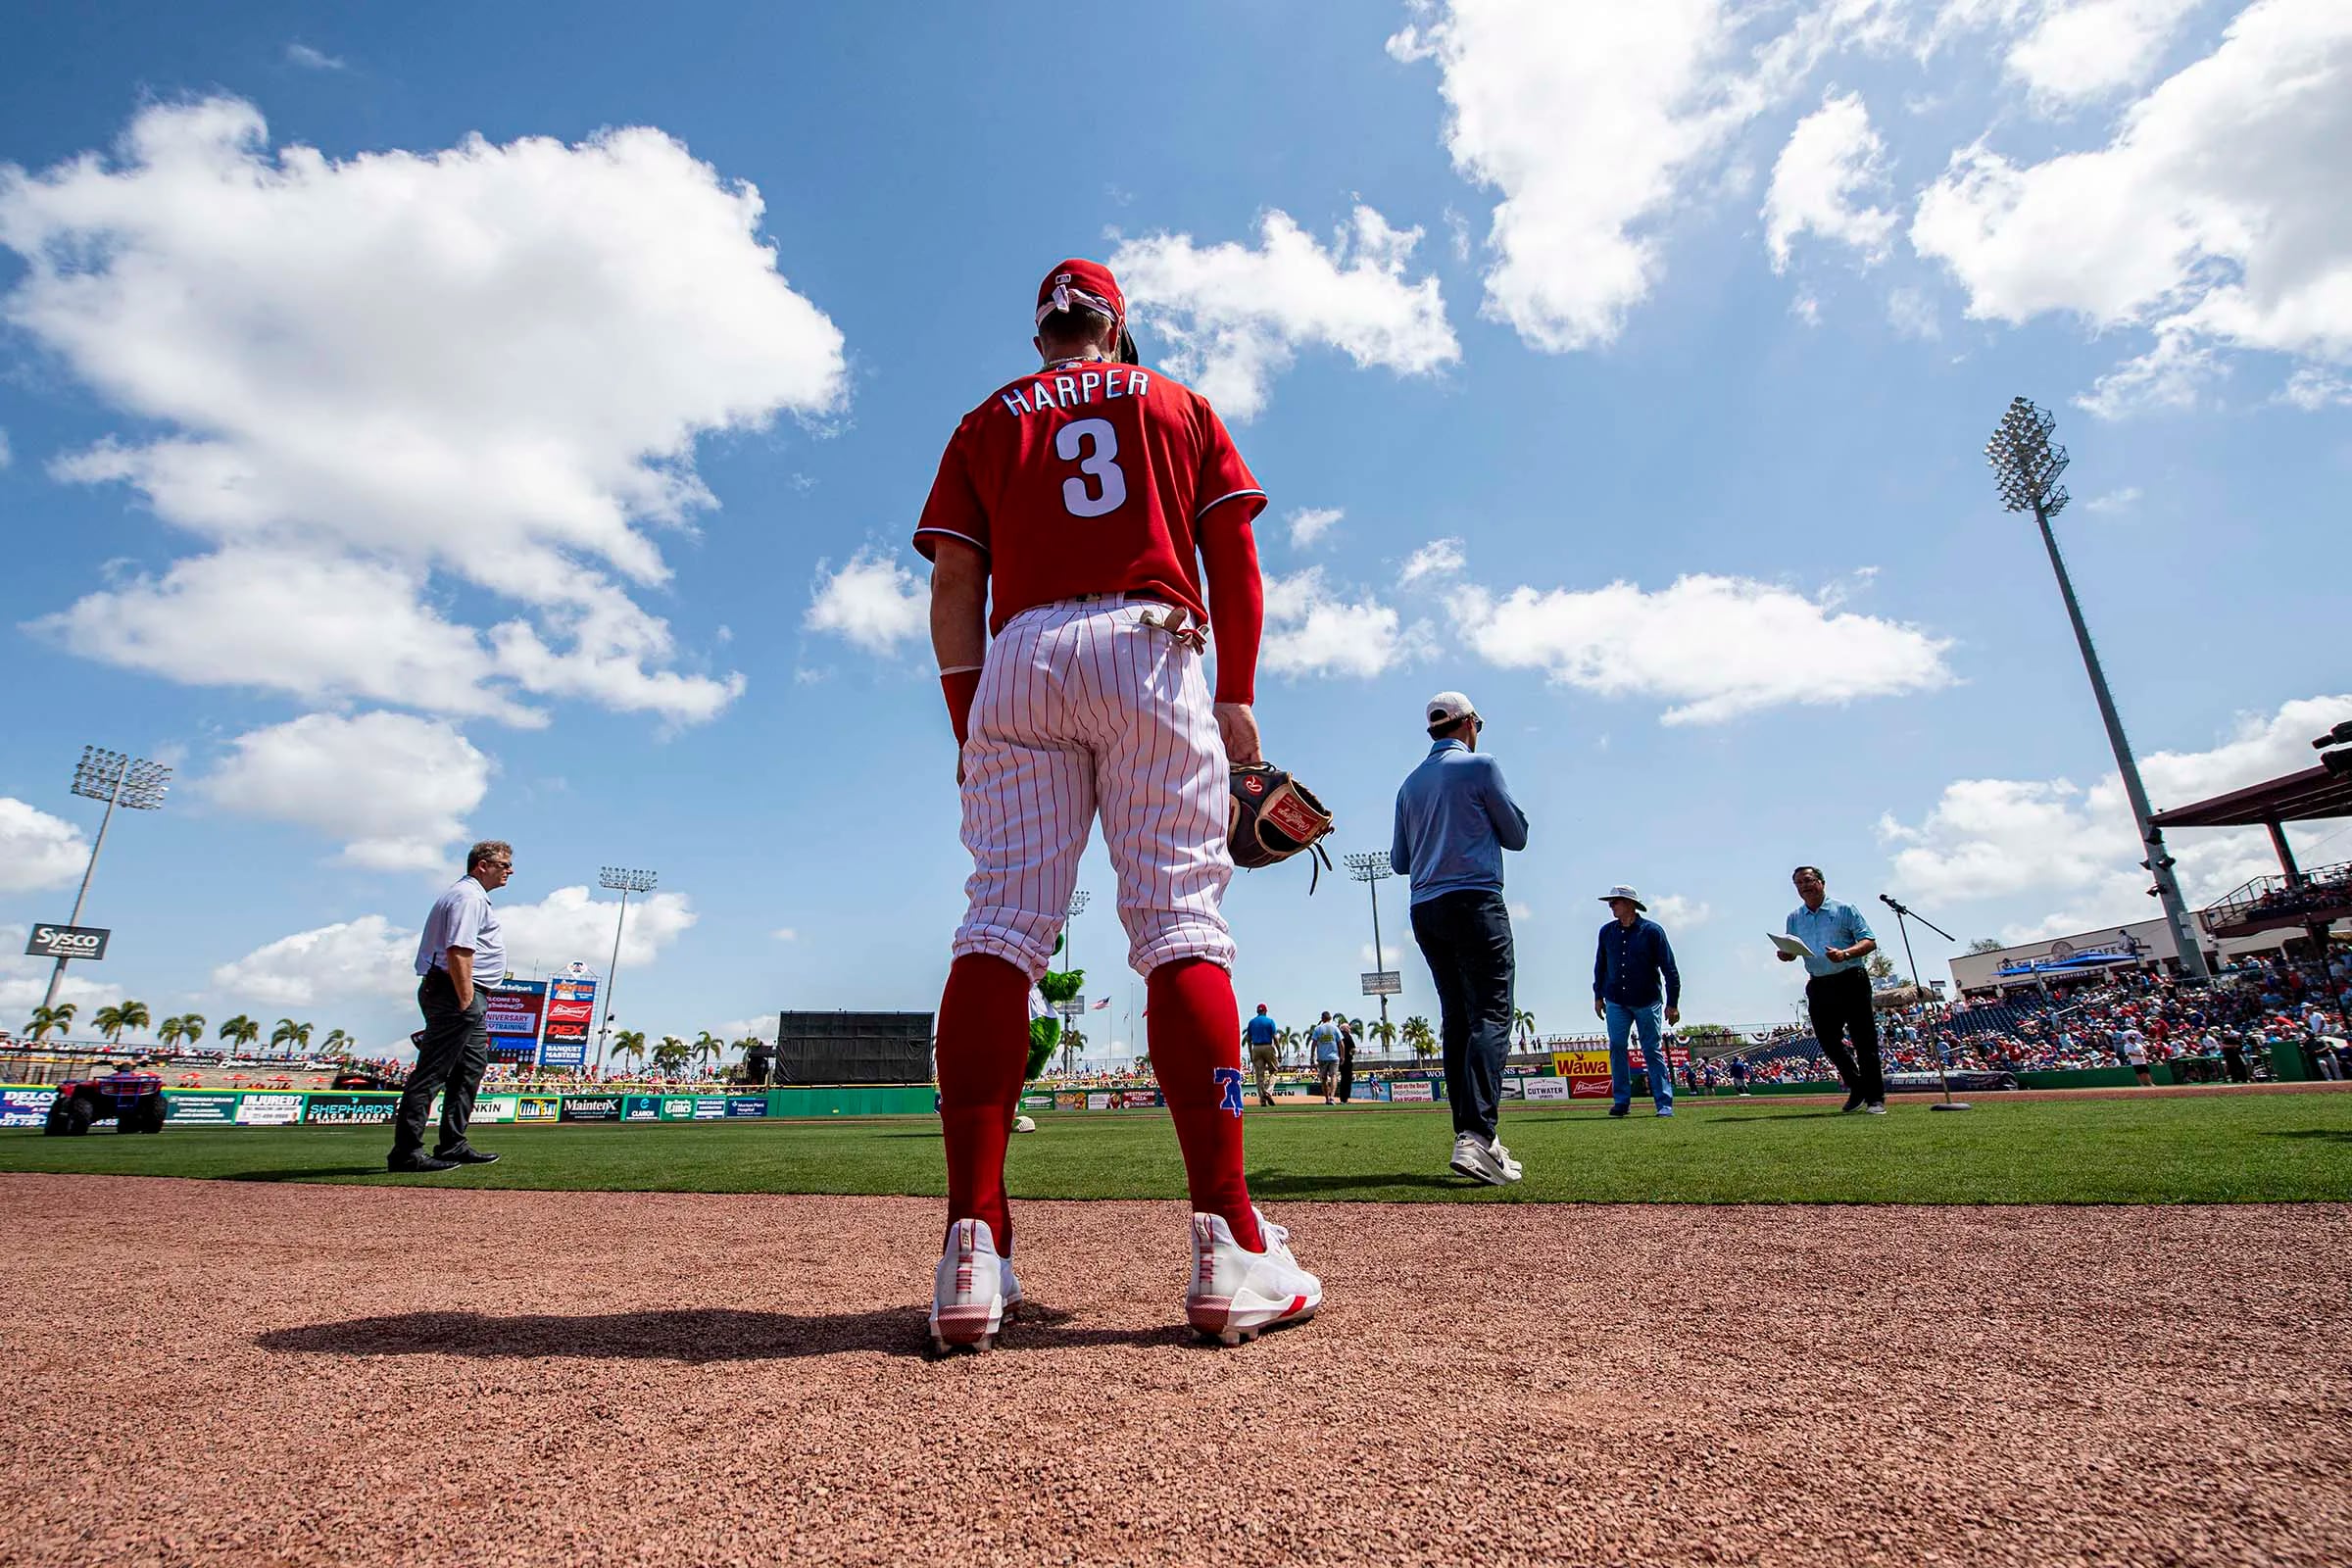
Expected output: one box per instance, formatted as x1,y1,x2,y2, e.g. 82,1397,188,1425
1066,890,1091,918
1343,852,1399,1049
593,866,659,1075
40,745,174,1015
1983,396,2208,982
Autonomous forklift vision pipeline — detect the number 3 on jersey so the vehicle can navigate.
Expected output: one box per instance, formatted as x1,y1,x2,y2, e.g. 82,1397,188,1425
1056,416,1127,517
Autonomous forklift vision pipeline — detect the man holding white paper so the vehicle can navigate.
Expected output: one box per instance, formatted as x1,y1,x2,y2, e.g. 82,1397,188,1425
1778,865,1886,1113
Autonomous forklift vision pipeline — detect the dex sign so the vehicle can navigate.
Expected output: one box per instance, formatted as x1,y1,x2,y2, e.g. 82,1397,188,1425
25,923,110,961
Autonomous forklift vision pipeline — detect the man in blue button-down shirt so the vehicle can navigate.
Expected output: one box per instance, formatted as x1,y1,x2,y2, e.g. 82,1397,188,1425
1592,884,1682,1117
1392,691,1529,1185
1781,865,1886,1112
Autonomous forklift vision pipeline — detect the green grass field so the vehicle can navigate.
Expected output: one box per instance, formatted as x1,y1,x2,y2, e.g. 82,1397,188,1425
5,1094,2350,1202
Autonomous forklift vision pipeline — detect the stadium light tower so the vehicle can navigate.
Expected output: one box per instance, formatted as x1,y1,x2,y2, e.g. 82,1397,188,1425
594,866,658,1074
39,746,172,1015
1985,397,2210,981
1344,853,1397,1058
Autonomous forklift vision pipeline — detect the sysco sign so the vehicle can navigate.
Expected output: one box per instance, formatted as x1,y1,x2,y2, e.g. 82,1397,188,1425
24,923,110,961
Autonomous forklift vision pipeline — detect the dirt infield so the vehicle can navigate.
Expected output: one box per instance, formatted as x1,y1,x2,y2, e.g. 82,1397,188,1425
3,1176,2346,1566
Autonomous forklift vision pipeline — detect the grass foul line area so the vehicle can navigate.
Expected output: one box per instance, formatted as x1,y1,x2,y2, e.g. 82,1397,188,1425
5,1095,2350,1202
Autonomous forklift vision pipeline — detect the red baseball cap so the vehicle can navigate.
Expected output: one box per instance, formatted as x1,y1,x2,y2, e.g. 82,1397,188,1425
1036,259,1124,326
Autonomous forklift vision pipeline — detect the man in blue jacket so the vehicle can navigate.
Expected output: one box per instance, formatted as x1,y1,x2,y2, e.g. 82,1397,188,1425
1592,884,1682,1117
1392,691,1530,1185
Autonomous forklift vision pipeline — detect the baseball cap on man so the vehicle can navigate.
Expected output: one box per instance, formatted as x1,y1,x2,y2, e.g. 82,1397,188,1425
1599,884,1647,911
1037,259,1125,327
1426,691,1480,731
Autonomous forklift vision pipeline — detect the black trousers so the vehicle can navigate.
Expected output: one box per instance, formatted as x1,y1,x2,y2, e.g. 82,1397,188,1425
1805,967,1884,1102
392,967,490,1155
1410,890,1515,1142
1338,1041,1356,1102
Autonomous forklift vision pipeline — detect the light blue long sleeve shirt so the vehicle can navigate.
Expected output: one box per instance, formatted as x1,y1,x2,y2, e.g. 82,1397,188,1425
1390,740,1530,906
1787,900,1874,978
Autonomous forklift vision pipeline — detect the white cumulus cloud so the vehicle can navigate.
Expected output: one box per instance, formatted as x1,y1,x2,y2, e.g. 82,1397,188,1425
212,915,417,1008
1399,537,1466,587
1879,694,2352,933
284,42,348,72
1449,571,1952,724
1260,568,1434,681
203,711,492,872
1911,0,2352,417
1110,206,1457,419
496,885,697,973
1649,894,1715,928
805,550,927,657
0,798,90,893
1389,0,1886,351
1286,507,1344,549
1765,89,1897,270
0,97,846,724
2004,0,2205,107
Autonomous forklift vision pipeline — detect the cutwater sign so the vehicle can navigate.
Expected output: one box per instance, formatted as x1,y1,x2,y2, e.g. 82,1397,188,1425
24,923,110,961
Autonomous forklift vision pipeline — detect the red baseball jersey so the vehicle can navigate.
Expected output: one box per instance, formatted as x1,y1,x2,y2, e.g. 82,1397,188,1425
912,360,1265,634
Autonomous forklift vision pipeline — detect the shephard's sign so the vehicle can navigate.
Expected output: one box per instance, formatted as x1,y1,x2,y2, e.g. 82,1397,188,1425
24,923,110,961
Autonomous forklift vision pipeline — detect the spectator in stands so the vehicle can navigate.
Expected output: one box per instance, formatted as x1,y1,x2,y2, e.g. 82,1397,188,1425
2123,1031,2152,1088
1781,866,1885,1114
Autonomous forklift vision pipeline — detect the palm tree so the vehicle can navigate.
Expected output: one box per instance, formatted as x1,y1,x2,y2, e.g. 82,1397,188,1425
1512,1007,1539,1047
319,1029,352,1060
693,1030,722,1079
270,1017,314,1060
1402,1014,1437,1063
653,1035,690,1077
1274,1024,1301,1067
219,1014,262,1057
612,1029,648,1076
94,1000,150,1047
27,1003,77,1043
158,1014,192,1050
1367,1016,1398,1058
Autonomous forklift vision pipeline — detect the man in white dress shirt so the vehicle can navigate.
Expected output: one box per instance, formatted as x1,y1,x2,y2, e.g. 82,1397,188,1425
388,840,513,1172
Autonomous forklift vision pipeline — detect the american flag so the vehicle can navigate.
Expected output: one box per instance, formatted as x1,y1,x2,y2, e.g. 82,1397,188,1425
1092,997,1110,1010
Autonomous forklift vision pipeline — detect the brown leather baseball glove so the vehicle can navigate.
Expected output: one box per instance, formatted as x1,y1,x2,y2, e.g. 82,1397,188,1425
1229,762,1336,889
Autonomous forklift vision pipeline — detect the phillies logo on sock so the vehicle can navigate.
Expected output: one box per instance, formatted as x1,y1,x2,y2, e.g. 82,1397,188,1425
1212,1067,1245,1117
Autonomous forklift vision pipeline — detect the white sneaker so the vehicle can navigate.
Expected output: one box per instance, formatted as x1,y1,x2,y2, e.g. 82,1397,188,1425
1010,1113,1037,1134
1489,1137,1524,1182
1450,1134,1509,1185
1185,1208,1321,1347
929,1218,1009,1353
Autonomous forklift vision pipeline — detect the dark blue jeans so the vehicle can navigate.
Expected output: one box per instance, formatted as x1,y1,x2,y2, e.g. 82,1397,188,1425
1410,889,1515,1143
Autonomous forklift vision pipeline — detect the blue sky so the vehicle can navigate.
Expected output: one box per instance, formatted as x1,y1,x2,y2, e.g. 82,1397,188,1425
3,0,2347,1059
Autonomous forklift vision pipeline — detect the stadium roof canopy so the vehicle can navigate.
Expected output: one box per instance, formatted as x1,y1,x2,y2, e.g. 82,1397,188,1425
2148,765,2352,829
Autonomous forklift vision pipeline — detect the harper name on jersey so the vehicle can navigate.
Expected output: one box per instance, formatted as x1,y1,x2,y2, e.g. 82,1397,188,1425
912,360,1264,636
998,366,1152,418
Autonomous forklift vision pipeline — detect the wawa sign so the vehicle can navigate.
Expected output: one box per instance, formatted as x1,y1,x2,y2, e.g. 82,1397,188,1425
24,923,110,961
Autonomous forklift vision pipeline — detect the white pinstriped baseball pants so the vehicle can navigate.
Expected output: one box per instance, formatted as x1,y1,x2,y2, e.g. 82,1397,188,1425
954,596,1236,981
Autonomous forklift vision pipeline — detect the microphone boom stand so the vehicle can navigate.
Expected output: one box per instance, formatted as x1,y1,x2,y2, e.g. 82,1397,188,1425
1880,893,1971,1111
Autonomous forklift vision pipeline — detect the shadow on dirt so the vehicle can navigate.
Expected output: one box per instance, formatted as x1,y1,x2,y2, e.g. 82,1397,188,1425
257,1304,1189,1361
224,1166,391,1181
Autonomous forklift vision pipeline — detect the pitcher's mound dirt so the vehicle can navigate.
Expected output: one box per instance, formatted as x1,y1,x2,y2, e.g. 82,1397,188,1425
2,1175,2345,1566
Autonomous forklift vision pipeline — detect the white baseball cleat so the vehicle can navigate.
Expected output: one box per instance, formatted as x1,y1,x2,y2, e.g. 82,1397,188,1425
929,1218,1010,1354
1010,1113,1038,1133
1185,1208,1321,1347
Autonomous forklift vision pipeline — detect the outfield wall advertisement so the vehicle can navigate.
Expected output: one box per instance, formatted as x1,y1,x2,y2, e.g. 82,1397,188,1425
538,967,599,1070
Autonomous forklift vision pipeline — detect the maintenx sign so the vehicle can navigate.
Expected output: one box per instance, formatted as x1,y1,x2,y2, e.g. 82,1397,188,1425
24,923,110,961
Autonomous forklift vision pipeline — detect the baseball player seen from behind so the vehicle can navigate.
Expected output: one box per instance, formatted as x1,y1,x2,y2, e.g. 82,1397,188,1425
914,257,1320,1354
